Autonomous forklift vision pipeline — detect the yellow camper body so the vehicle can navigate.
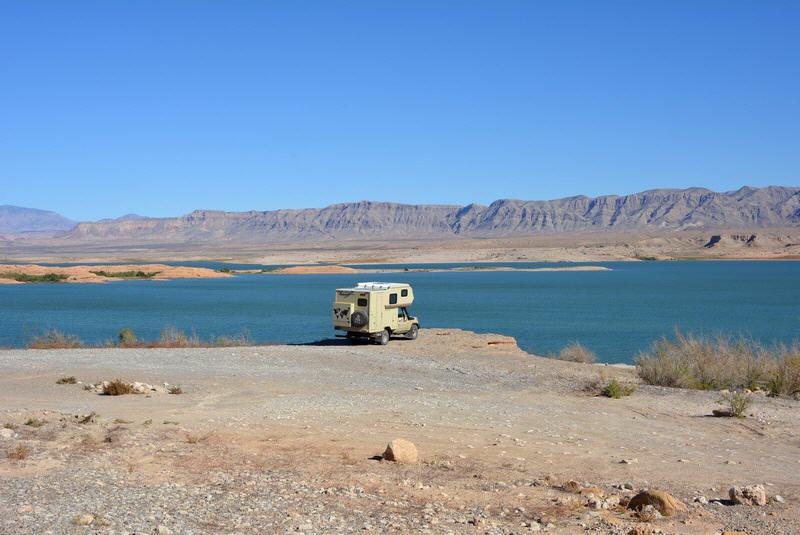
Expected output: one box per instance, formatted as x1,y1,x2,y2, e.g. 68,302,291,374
332,282,419,345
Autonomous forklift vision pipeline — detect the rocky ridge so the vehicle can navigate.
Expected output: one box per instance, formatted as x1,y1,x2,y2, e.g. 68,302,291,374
53,186,800,244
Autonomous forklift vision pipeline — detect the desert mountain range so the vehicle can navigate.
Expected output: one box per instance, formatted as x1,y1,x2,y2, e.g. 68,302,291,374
3,186,799,244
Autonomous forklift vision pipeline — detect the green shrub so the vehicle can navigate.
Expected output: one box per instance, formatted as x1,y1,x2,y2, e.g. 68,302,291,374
718,389,753,417
117,328,137,347
0,272,68,283
551,342,596,364
89,270,160,278
602,378,636,399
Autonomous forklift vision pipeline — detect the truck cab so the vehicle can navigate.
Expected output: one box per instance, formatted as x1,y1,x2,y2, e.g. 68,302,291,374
332,282,420,344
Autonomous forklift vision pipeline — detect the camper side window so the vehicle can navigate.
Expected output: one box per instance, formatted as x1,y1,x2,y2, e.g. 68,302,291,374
401,289,408,297
389,293,398,304
357,298,368,307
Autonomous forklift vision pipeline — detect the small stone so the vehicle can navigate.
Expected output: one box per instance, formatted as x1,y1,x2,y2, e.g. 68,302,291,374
694,496,709,504
773,495,785,503
383,438,418,464
620,458,639,464
16,505,33,514
729,484,768,506
74,513,94,526
156,526,173,535
1,428,16,439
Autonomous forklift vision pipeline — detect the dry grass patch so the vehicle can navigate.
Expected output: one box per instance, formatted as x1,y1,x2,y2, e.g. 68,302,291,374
27,329,83,349
25,417,46,428
168,385,183,395
102,379,133,396
7,444,29,460
551,342,596,363
56,376,77,384
4,423,19,430
636,332,800,397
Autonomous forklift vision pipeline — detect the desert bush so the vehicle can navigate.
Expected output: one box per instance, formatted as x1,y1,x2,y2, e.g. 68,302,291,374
27,329,83,349
636,331,790,393
718,389,753,418
117,327,137,347
602,378,636,399
25,418,46,427
102,379,133,396
168,385,183,395
156,326,201,348
56,376,77,385
4,423,18,430
767,345,800,398
552,342,596,364
213,329,253,347
7,445,29,460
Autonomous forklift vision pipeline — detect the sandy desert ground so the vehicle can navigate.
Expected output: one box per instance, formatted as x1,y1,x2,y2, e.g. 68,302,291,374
0,264,231,284
2,230,800,266
1,329,797,534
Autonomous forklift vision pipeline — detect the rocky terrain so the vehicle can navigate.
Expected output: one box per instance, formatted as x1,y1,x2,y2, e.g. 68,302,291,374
1,329,798,534
4,186,799,245
3,187,798,264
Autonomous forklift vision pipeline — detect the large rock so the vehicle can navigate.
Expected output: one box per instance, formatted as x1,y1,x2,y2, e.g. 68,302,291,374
729,485,768,506
627,490,687,517
383,439,418,464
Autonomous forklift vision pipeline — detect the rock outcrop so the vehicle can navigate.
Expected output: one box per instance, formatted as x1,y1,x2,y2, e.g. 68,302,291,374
627,489,688,517
729,484,768,506
52,186,800,244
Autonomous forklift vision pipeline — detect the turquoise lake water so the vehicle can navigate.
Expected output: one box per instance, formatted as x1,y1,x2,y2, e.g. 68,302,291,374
1,261,798,363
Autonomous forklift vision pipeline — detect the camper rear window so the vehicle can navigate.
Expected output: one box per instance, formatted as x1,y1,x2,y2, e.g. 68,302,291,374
357,298,368,307
389,293,398,304
401,289,408,297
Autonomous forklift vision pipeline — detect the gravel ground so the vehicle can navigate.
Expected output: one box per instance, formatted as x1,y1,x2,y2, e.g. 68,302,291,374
1,329,798,534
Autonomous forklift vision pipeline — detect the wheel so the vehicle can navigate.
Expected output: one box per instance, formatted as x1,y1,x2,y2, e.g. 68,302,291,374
378,329,390,345
406,324,418,340
351,311,368,328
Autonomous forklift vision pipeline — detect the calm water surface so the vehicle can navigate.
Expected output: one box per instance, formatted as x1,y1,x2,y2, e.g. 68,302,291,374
1,261,798,363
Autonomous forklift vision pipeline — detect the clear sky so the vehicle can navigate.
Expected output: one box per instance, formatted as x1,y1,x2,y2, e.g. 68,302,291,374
1,1,798,220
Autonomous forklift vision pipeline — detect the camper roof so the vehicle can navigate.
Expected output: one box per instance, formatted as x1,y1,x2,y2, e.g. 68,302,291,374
337,282,410,292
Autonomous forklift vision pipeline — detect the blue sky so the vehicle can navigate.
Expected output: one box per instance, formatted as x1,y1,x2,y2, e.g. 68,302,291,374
1,1,798,220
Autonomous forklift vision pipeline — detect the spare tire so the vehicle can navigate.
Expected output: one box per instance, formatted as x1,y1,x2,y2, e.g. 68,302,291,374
350,311,368,328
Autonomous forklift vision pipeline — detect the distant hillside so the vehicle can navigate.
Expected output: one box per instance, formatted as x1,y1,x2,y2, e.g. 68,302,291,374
0,205,76,236
37,186,800,244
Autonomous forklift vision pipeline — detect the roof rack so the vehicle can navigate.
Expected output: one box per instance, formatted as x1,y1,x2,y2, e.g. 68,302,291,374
355,282,407,290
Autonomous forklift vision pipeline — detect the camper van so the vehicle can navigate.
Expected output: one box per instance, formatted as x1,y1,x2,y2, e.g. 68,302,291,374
332,282,419,344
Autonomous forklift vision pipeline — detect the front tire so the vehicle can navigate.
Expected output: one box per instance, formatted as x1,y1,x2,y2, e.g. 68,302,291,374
378,329,390,345
406,324,419,340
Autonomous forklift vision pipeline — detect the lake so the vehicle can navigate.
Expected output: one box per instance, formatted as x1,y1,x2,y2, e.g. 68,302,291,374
1,261,798,363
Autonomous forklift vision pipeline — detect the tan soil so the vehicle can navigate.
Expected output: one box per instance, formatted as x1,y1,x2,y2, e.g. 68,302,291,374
1,329,797,534
0,264,231,283
272,265,359,274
